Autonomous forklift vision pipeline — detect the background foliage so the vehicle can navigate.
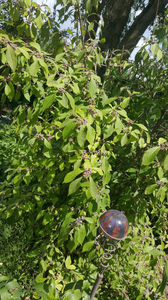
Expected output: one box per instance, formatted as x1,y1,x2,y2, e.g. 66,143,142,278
0,0,168,299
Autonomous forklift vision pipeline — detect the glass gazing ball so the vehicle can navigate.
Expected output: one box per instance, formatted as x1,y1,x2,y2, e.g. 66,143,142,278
99,210,129,241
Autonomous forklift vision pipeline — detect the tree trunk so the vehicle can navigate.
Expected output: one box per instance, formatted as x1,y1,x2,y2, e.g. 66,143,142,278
100,0,133,52
119,0,168,56
92,0,168,80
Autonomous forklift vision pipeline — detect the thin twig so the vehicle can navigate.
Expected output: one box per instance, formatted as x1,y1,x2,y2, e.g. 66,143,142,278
76,0,85,48
155,0,160,19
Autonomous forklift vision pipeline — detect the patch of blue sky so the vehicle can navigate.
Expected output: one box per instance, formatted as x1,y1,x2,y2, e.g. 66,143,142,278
35,0,55,9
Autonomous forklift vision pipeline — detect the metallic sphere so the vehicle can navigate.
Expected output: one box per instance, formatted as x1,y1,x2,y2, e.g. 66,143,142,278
99,210,129,240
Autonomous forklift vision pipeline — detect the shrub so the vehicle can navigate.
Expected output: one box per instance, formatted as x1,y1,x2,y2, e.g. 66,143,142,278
0,1,168,299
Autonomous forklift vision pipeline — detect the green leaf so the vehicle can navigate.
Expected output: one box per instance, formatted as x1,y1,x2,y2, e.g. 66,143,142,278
85,217,94,224
59,94,69,108
64,168,83,183
145,184,157,195
23,171,31,185
158,261,168,294
71,83,80,95
65,255,71,268
82,241,94,252
35,273,46,283
158,138,167,144
121,97,130,108
5,82,15,101
121,133,128,146
103,125,114,139
86,0,92,12
12,7,20,22
66,92,75,110
44,139,52,149
13,174,21,184
58,212,74,244
29,59,39,76
63,289,82,300
136,295,144,300
160,186,166,202
138,137,146,148
163,155,168,171
68,177,82,195
89,176,98,199
86,126,95,145
103,97,116,106
41,94,56,112
0,276,8,282
33,282,48,299
24,0,31,6
142,147,160,165
150,249,164,257
136,123,148,131
39,58,49,77
29,41,41,51
118,109,127,118
74,159,82,170
77,224,86,245
6,279,19,290
77,126,86,147
0,290,11,300
103,172,111,185
158,167,163,180
115,116,123,134
55,53,64,62
89,78,97,98
102,157,110,173
157,48,162,61
144,246,153,253
151,43,159,57
88,22,94,32
65,256,76,270
35,13,43,30
43,151,51,158
28,137,36,146
63,121,76,140
42,213,53,225
6,44,17,72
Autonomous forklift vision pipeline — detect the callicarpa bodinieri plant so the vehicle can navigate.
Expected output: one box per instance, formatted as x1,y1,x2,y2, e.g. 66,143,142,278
0,1,168,299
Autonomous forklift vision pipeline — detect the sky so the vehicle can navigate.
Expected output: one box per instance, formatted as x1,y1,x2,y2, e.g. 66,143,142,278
36,0,55,9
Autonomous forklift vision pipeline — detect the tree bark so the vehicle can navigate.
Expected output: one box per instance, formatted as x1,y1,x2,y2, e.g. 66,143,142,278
119,0,168,56
96,0,168,80
100,0,134,52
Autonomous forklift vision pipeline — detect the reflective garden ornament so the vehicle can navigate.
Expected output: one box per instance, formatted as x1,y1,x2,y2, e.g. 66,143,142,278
99,210,129,240
90,210,129,300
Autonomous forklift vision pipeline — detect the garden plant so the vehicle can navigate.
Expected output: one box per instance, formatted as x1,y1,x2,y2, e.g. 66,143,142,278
0,0,168,299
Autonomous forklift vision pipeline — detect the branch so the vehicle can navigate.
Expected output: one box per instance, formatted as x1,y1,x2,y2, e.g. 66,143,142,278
119,0,168,55
76,1,85,48
84,0,106,42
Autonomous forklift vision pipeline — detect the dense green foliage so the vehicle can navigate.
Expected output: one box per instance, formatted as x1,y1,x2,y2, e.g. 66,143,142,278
0,1,168,299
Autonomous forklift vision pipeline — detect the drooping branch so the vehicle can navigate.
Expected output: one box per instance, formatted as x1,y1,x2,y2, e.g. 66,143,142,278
119,0,168,55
